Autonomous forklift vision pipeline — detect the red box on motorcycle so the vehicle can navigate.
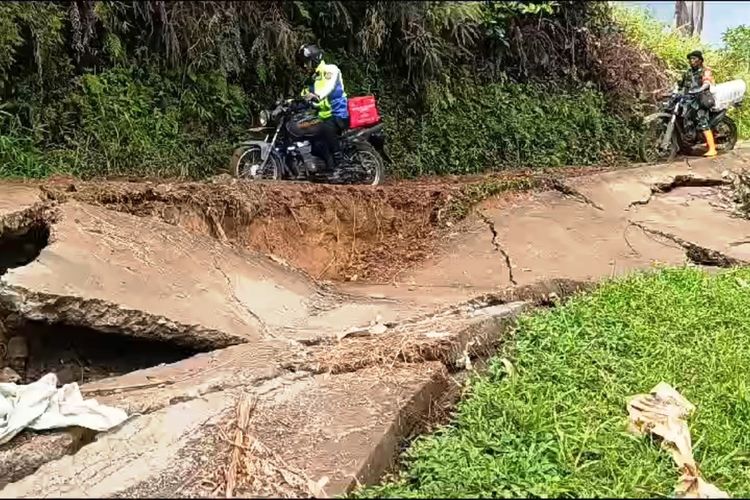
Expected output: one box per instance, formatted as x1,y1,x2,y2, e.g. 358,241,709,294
348,96,381,129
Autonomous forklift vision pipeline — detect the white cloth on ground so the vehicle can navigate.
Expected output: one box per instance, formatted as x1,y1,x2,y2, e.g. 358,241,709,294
0,373,128,445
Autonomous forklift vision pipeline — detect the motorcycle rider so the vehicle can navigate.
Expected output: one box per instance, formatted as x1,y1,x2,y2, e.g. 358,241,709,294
289,43,350,173
680,50,717,157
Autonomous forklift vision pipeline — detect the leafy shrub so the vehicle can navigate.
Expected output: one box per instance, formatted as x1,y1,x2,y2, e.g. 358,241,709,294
720,26,750,139
0,117,52,179
384,82,638,177
612,5,714,81
613,6,750,138
1,66,251,179
0,1,675,180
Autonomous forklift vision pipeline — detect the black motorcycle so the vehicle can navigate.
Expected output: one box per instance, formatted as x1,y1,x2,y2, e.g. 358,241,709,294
230,97,387,185
639,89,740,163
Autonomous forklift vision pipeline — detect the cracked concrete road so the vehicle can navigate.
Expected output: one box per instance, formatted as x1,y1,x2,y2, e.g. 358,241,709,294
383,152,750,303
2,150,750,498
1,201,418,349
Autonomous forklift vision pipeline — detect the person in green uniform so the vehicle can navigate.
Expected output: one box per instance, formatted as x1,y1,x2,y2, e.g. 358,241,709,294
680,50,717,157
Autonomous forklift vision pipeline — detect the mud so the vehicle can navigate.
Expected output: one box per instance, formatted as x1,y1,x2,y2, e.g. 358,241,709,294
2,151,750,497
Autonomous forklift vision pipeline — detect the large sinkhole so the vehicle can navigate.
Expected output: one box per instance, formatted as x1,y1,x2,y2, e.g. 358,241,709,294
1,317,202,385
0,221,50,276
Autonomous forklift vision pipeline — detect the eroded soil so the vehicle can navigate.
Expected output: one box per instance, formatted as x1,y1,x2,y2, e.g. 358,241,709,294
38,166,603,283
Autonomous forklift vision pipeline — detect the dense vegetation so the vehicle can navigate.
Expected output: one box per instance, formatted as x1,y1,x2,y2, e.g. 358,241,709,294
0,1,746,180
361,267,750,497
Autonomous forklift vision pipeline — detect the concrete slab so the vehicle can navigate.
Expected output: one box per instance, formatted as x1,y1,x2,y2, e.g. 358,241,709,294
489,192,687,283
567,153,745,212
632,186,750,262
0,201,416,346
399,191,686,291
394,152,750,293
0,390,238,498
308,300,530,374
0,364,448,498
194,363,450,498
0,337,308,488
0,429,92,490
0,184,41,220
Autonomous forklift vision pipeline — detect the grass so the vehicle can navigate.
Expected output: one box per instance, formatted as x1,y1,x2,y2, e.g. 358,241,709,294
358,267,750,498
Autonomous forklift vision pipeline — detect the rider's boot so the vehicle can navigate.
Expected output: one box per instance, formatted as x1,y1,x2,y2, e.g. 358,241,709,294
319,152,344,182
329,151,346,182
703,130,718,157
322,151,336,172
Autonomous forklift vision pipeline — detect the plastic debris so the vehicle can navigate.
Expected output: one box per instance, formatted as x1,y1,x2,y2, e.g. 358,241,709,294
0,372,128,445
626,382,729,498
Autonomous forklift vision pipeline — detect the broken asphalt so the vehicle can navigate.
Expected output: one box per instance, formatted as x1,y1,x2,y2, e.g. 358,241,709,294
1,150,750,497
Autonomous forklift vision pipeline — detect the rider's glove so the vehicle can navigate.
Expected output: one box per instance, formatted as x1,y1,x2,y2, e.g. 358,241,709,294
305,92,320,103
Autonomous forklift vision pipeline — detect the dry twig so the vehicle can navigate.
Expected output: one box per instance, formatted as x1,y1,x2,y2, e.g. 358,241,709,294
225,394,257,498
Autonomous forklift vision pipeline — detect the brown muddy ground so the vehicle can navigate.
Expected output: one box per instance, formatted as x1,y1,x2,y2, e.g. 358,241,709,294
38,165,606,283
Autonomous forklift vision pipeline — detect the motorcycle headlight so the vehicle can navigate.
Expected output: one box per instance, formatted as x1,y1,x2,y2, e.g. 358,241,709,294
259,110,269,127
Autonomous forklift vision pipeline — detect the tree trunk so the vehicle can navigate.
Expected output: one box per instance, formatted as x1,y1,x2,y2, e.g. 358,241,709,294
691,1,704,37
674,1,704,37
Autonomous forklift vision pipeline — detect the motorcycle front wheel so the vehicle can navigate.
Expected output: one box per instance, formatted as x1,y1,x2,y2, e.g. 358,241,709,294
230,146,282,180
639,120,679,164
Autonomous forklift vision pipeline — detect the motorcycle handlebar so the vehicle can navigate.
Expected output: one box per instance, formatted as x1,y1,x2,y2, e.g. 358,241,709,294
269,97,313,120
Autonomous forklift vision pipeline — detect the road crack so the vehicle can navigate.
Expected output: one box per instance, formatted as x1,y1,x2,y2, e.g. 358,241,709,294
628,221,746,267
628,174,730,208
477,210,517,285
212,261,274,338
546,178,604,211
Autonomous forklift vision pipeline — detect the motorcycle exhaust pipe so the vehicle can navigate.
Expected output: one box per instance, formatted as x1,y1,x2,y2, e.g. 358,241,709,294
352,123,384,140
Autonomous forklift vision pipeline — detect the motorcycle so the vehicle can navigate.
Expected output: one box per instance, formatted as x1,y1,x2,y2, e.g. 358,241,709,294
639,83,743,163
229,97,388,186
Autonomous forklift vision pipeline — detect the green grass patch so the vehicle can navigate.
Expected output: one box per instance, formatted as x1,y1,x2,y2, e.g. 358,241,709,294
444,177,542,222
359,267,750,497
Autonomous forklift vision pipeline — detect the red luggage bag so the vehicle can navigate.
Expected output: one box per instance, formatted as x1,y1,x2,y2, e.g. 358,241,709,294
347,95,381,129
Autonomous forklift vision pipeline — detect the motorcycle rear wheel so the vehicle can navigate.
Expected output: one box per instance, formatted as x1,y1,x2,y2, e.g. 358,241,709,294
348,142,385,186
230,146,282,180
714,116,738,152
639,120,679,164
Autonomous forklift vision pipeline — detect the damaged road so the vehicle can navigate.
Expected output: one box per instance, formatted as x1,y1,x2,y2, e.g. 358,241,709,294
392,153,750,301
1,151,750,497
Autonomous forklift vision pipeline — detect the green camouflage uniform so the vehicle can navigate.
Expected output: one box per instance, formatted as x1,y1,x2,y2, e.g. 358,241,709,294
680,65,715,132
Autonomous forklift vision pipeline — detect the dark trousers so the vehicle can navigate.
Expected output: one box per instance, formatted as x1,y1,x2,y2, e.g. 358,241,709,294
288,116,349,170
684,93,715,132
